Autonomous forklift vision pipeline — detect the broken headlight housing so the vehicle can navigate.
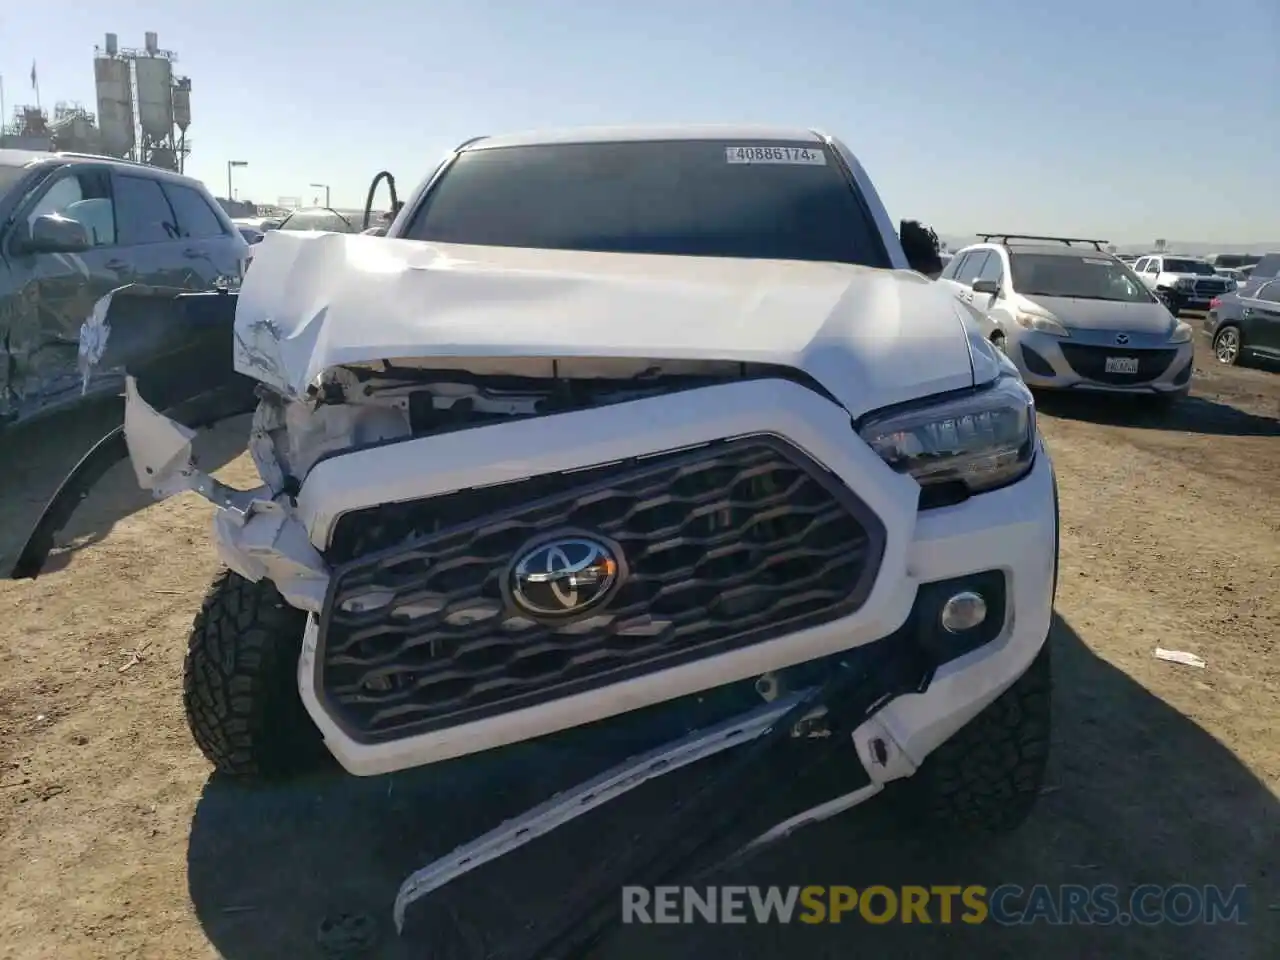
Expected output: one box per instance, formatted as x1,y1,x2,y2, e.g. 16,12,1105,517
858,375,1036,498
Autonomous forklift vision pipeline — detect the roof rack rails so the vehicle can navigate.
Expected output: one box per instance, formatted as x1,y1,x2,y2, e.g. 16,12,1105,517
976,233,1109,252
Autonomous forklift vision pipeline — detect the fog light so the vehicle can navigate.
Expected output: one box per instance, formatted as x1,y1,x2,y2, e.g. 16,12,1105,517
940,591,987,633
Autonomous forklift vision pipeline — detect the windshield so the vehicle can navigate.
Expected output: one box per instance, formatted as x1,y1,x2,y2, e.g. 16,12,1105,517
401,139,889,267
1162,258,1215,275
279,208,353,232
1010,253,1155,303
1212,254,1257,269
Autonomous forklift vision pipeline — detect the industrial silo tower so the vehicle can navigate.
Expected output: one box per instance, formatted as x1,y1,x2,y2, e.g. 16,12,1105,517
92,31,193,171
93,34,135,158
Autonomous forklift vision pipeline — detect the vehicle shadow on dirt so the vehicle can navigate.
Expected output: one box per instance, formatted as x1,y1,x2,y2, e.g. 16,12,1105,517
0,406,247,575
1034,391,1279,438
185,615,1277,960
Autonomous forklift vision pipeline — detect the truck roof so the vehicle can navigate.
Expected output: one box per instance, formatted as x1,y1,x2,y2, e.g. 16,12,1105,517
463,124,827,152
0,147,56,167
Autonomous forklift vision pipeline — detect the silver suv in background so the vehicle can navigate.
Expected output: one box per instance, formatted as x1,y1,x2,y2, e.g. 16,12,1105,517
939,235,1193,408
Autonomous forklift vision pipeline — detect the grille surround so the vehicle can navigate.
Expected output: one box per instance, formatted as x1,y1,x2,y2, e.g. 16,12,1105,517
314,434,886,745
1059,344,1177,384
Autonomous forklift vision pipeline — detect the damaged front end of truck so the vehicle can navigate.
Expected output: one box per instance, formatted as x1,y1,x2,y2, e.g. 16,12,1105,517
9,282,939,957
8,230,1054,959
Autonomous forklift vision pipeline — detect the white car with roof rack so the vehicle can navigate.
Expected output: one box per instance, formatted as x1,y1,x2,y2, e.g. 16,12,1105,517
19,125,1060,939
939,234,1195,409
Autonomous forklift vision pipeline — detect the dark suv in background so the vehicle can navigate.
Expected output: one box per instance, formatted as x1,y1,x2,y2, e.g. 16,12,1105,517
1204,253,1280,368
0,149,250,430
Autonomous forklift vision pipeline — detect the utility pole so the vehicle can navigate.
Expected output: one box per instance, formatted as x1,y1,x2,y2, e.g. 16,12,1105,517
227,160,248,203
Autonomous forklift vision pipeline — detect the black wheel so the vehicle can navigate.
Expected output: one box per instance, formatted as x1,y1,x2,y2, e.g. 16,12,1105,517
183,569,330,779
900,640,1051,835
1212,325,1244,366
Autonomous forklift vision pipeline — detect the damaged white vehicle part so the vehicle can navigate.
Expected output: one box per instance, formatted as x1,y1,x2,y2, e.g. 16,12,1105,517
122,376,330,612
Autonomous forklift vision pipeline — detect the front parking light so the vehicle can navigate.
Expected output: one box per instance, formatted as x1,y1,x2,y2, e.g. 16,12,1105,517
857,375,1037,496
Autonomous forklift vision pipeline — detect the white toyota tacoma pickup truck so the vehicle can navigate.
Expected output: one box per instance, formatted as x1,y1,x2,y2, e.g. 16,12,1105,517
18,125,1059,941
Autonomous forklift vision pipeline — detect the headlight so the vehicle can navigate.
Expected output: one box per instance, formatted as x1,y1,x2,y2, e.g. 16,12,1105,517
1176,277,1195,289
857,375,1037,496
1169,321,1192,344
1013,312,1070,337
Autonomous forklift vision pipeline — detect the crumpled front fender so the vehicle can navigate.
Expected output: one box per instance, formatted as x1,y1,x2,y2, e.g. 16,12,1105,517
105,378,330,611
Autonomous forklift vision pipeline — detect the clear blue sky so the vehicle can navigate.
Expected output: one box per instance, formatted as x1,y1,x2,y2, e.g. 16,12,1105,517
2,0,1276,243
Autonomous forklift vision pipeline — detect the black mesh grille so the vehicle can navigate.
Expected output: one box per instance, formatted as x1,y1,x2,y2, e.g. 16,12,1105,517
1193,279,1228,298
316,436,884,743
1059,344,1177,384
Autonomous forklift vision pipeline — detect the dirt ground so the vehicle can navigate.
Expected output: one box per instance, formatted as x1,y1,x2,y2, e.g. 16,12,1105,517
0,339,1277,960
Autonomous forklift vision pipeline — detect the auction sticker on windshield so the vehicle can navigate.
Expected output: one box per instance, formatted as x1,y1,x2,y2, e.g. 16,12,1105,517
725,145,826,165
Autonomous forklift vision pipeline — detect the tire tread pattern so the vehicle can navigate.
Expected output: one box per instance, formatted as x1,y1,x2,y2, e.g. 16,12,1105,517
908,641,1052,834
182,569,326,779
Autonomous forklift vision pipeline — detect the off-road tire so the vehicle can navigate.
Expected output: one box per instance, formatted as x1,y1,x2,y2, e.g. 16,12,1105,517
183,569,329,780
903,640,1052,835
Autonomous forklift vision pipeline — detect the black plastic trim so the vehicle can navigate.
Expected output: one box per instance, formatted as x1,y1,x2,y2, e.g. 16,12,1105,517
911,570,1008,666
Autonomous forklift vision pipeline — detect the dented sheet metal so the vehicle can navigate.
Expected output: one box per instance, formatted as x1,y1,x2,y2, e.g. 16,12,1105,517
77,290,115,395
234,230,976,417
1,278,128,426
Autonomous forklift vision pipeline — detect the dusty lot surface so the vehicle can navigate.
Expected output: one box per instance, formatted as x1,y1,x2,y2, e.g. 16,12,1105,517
1,340,1277,960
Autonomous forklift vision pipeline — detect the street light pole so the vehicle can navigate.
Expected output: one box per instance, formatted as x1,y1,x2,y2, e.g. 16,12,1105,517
227,160,248,202
310,183,331,207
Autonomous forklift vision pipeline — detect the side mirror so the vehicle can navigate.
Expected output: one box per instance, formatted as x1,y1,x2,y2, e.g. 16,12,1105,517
899,219,943,278
16,214,92,255
972,279,1000,296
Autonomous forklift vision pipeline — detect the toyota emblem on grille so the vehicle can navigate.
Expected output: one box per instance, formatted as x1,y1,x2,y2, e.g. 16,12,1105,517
1115,333,1130,345
507,534,624,618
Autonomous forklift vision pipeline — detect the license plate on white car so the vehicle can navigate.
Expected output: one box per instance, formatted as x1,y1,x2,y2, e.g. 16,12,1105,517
1105,356,1140,374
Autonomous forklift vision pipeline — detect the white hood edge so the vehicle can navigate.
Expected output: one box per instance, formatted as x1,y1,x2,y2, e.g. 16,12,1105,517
233,231,977,419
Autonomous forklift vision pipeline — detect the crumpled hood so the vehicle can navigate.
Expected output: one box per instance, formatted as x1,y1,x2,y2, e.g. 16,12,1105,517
233,231,977,418
1021,294,1176,334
